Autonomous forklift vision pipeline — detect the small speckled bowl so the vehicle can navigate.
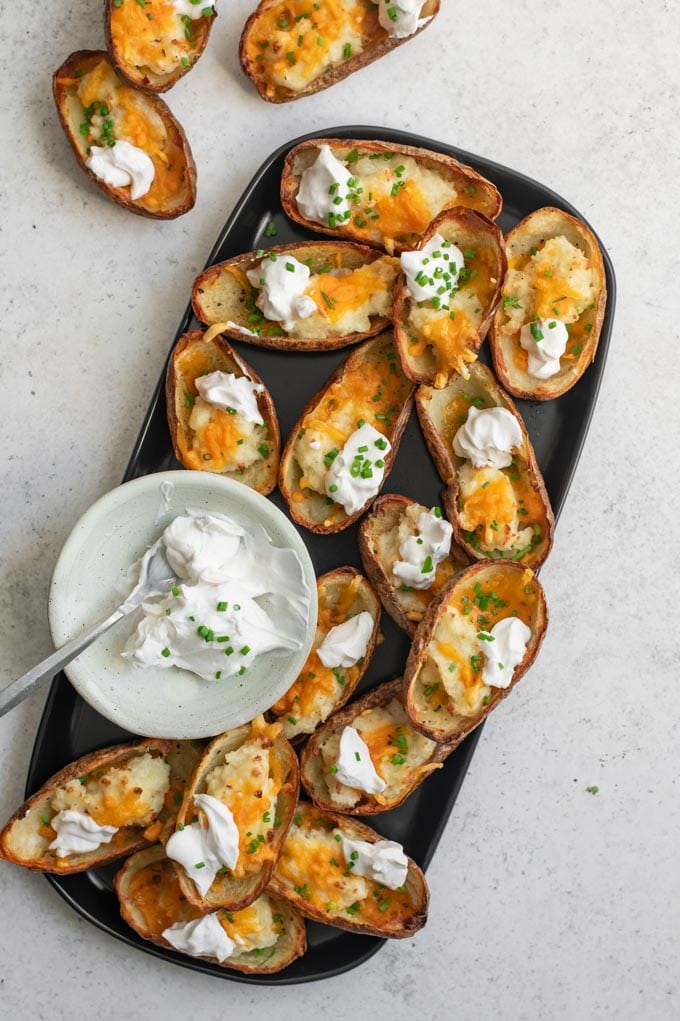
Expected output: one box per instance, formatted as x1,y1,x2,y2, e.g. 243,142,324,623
48,471,317,739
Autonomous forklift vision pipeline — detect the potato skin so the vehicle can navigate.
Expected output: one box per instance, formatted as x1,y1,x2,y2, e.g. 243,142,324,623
239,0,440,104
173,724,299,912
104,0,216,93
416,362,555,569
115,844,307,974
0,739,172,873
403,562,548,743
281,138,502,252
393,208,507,387
52,50,196,219
191,241,395,351
489,207,607,400
358,493,470,635
278,332,415,534
267,566,382,742
299,677,456,814
165,328,280,494
269,802,429,937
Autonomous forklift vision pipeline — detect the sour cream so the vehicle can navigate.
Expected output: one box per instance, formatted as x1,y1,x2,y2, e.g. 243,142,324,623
86,141,155,200
334,726,386,794
519,318,569,379
166,793,240,897
325,423,391,515
163,914,235,963
378,0,432,38
317,611,373,668
123,512,310,682
400,233,464,307
195,371,265,425
48,810,118,858
340,835,409,889
393,508,452,590
295,145,353,227
246,255,316,331
478,617,532,689
453,406,523,469
173,0,214,19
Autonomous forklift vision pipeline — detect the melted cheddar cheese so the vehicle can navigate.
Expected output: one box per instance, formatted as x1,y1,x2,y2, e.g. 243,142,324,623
127,858,199,935
110,0,205,78
50,752,170,830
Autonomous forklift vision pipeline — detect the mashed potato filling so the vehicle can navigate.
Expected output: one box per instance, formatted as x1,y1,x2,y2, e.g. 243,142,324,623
501,236,596,337
50,752,170,829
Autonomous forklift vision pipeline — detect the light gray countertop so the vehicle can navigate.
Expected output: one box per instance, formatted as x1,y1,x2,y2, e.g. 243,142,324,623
1,1,678,1018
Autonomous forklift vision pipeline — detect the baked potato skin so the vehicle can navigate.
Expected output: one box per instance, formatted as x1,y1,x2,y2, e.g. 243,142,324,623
281,138,503,252
279,332,415,534
267,567,382,742
104,0,216,94
358,494,470,635
416,362,555,569
191,241,395,351
165,328,280,494
0,739,172,873
299,677,455,814
269,802,428,937
115,845,307,974
393,208,507,388
174,723,299,912
404,562,548,743
52,50,197,219
239,0,440,104
489,207,607,400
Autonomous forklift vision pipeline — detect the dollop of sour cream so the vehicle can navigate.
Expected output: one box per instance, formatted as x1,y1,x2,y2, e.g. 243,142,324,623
478,617,532,689
325,423,391,515
163,914,235,963
173,0,214,19
378,0,432,38
86,141,155,200
123,511,310,683
316,611,373,668
400,233,464,307
334,726,386,794
340,835,409,889
246,254,316,331
166,793,240,897
195,371,265,425
48,810,118,858
393,509,453,590
295,145,353,227
453,406,523,469
519,318,569,379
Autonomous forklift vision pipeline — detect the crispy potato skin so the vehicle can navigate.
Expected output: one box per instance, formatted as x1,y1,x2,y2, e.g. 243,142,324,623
52,50,197,219
416,362,555,569
0,739,172,873
489,207,607,400
173,725,299,912
239,0,439,103
104,0,216,93
269,802,429,937
278,332,415,534
393,208,507,387
267,567,382,741
281,138,502,252
165,328,280,494
115,845,306,973
191,241,394,351
299,677,456,814
403,562,548,743
358,493,470,635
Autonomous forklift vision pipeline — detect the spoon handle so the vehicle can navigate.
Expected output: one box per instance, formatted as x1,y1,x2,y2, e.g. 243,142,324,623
0,607,128,718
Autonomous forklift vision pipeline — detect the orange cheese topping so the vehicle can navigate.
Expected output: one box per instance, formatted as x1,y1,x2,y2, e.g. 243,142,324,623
110,0,192,74
461,470,517,543
90,789,150,829
127,859,199,936
301,354,404,442
419,311,478,379
306,260,398,323
372,179,434,245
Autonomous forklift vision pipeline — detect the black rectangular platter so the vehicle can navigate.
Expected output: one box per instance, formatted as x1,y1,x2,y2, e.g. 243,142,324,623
25,126,616,984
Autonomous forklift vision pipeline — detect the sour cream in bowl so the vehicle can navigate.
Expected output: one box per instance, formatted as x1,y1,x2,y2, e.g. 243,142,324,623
48,472,317,738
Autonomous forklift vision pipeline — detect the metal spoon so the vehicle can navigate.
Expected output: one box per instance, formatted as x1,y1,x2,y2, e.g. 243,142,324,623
0,540,176,717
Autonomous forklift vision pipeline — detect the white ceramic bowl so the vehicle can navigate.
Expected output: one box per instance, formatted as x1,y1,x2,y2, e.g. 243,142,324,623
48,471,317,738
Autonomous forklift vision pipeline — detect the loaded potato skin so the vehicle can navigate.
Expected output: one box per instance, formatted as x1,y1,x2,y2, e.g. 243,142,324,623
53,50,196,218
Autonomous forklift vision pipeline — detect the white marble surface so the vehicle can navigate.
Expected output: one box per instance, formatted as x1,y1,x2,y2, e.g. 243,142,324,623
0,1,678,1017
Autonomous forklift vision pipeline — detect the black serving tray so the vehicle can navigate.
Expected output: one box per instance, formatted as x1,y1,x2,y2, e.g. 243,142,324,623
26,126,616,984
